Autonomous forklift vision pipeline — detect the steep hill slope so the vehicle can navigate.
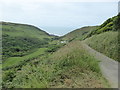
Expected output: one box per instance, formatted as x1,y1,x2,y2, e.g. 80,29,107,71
84,14,118,39
61,26,98,41
1,22,55,60
62,14,118,42
84,14,119,61
85,31,118,61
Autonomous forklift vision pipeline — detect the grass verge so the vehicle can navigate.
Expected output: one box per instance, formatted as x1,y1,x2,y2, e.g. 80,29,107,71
84,31,118,61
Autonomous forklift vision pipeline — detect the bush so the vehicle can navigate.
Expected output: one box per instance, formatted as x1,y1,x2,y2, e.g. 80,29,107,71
2,35,48,59
46,44,65,53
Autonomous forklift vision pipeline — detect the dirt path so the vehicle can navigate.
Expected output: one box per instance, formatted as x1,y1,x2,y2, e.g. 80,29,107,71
82,42,119,88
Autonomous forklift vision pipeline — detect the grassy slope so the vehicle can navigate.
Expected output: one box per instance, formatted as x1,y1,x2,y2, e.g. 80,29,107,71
2,14,119,88
2,22,51,39
2,22,55,59
59,15,118,62
2,41,110,88
3,48,47,69
83,15,117,39
61,26,98,41
84,14,119,61
85,31,118,61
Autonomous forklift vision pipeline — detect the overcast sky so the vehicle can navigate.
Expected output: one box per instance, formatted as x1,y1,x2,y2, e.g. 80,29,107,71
0,0,119,36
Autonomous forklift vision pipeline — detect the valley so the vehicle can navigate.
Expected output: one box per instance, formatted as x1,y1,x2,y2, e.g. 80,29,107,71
1,13,119,88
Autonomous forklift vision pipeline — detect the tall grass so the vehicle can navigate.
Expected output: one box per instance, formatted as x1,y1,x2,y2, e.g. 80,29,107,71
51,41,100,73
49,41,109,88
2,41,110,88
84,31,118,61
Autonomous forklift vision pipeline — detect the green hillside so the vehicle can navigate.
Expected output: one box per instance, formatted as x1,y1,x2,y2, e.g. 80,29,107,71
61,26,98,41
1,22,55,60
85,31,118,61
2,41,109,88
2,13,119,88
84,14,119,61
60,14,119,61
84,14,119,39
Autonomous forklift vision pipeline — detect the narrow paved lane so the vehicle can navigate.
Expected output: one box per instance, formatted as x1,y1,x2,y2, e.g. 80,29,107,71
82,42,119,88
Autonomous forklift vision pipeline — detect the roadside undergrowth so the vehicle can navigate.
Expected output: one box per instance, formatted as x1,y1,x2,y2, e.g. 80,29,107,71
2,41,110,88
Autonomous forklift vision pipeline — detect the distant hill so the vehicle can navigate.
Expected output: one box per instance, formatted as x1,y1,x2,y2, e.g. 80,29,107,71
61,14,119,61
61,14,119,42
1,22,54,38
1,22,55,60
61,26,98,41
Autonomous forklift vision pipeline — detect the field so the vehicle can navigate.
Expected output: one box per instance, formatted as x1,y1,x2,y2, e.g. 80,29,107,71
3,48,47,69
